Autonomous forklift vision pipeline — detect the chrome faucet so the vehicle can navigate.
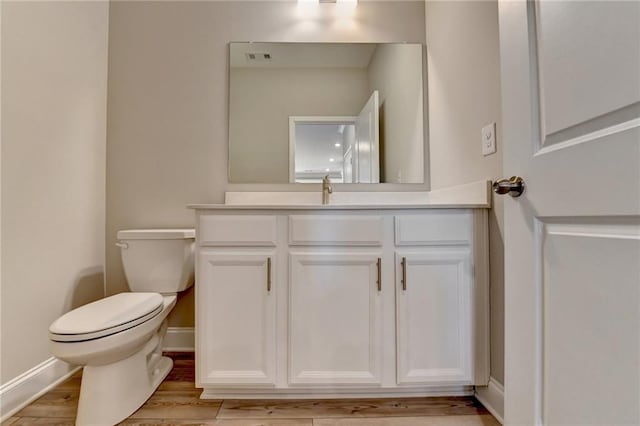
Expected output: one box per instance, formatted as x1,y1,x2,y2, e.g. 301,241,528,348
322,175,333,205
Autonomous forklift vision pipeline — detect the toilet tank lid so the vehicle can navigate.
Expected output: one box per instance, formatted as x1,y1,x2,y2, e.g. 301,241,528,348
117,229,195,240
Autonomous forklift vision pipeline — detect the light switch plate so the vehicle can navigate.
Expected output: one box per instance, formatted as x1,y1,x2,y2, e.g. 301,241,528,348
482,122,496,156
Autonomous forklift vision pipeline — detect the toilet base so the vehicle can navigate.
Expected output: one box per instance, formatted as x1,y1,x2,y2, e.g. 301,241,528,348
75,324,173,425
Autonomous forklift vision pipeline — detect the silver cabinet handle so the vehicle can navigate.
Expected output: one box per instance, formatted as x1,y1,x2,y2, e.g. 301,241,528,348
493,176,525,197
376,258,382,292
267,257,272,292
401,257,407,291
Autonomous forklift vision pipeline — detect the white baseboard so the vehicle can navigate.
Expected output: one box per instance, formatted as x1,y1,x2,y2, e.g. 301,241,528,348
0,357,80,422
475,377,504,424
163,327,195,352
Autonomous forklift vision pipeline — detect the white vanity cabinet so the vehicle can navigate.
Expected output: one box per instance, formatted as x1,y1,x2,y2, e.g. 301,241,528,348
197,250,277,386
196,215,278,387
289,251,383,386
395,249,472,385
394,212,475,386
287,214,386,386
193,207,489,399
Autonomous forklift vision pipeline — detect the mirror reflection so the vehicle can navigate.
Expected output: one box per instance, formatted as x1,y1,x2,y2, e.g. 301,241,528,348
229,42,425,184
290,118,357,183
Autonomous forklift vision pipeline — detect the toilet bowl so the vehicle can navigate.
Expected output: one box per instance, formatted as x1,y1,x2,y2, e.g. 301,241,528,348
49,229,195,426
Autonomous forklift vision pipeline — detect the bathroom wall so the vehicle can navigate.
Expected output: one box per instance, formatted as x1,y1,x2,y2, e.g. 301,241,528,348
106,1,427,327
425,1,504,384
229,67,370,183
367,44,424,183
0,1,109,383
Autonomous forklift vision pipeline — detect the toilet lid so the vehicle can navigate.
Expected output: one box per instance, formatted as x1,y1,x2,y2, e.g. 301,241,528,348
49,293,164,342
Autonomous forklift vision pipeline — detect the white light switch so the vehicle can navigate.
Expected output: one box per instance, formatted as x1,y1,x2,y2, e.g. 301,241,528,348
482,122,496,156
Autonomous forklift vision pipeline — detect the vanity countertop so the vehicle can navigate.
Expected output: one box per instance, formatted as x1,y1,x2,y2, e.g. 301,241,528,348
188,180,492,210
188,202,488,210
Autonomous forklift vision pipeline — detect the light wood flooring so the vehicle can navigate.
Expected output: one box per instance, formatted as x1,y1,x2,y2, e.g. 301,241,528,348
3,353,499,426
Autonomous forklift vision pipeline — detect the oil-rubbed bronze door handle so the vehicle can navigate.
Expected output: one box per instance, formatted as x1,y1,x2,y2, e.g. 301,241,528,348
267,257,272,292
493,176,525,197
376,258,382,292
401,257,407,291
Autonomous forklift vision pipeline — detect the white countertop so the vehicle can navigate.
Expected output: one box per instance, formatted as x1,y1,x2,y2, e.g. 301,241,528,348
187,203,488,210
188,180,492,210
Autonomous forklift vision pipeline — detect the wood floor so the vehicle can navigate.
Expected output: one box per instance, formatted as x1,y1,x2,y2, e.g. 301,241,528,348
3,353,499,426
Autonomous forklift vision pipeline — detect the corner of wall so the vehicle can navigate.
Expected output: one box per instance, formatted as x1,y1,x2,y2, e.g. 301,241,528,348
475,377,504,424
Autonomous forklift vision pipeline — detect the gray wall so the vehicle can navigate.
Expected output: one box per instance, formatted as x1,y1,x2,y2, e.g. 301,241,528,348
425,0,504,384
1,1,109,383
106,1,427,326
368,44,424,183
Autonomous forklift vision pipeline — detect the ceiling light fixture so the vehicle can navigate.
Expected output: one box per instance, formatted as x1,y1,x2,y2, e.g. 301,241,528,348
297,0,357,21
298,0,357,5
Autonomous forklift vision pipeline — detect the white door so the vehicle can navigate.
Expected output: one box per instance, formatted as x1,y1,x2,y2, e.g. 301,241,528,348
356,91,380,183
288,252,383,385
343,146,354,184
395,249,473,385
197,251,276,386
499,1,640,424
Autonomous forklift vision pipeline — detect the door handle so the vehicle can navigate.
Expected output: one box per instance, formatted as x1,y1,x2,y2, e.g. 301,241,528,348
267,257,272,292
401,257,407,291
376,258,382,292
493,176,525,197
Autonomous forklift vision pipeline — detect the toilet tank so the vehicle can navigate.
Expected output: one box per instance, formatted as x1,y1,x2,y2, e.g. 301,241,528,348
117,229,195,294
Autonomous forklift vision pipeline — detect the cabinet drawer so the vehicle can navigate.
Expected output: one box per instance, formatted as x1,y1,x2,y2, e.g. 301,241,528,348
394,211,472,246
289,215,384,246
199,215,277,246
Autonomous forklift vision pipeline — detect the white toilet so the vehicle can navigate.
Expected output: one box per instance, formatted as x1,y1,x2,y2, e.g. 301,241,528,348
49,229,195,426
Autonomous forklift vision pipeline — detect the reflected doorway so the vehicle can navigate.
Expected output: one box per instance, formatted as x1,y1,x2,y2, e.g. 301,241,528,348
289,118,354,183
289,91,380,184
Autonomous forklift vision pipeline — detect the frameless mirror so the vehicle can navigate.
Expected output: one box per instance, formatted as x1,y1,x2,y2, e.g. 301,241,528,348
228,42,425,184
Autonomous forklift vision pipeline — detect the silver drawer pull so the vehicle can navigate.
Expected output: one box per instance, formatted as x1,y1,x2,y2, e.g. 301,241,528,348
401,257,407,291
267,257,272,292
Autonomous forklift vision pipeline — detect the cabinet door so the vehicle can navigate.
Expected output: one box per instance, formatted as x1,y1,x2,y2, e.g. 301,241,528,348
396,249,472,385
197,251,276,385
289,252,383,385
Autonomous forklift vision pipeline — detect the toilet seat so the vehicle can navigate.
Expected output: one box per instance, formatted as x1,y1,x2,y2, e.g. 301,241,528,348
50,292,164,343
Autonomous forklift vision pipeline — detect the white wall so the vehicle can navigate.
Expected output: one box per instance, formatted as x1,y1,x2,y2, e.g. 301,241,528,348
229,67,369,183
368,44,424,183
106,1,427,327
1,1,109,383
425,0,504,384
